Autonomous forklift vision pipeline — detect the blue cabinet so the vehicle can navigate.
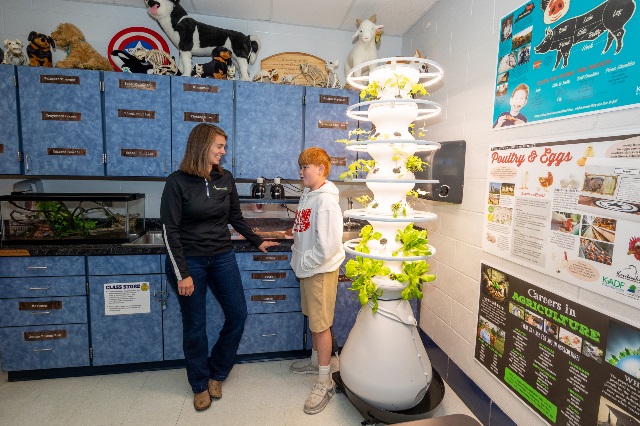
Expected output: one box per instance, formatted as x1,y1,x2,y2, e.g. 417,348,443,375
234,82,303,180
170,76,234,172
17,66,103,176
87,255,163,366
0,65,20,174
304,87,359,181
0,255,89,371
103,72,171,177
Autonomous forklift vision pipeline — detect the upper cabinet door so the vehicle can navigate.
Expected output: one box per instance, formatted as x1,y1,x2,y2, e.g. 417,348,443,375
304,87,359,181
104,73,171,177
170,77,234,172
234,82,303,180
0,66,20,175
18,67,104,176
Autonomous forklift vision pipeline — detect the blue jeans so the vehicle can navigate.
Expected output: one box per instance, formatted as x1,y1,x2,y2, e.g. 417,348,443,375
165,251,247,394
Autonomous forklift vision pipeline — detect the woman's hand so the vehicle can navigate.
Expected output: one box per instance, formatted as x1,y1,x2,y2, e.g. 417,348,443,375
177,276,194,296
258,241,280,253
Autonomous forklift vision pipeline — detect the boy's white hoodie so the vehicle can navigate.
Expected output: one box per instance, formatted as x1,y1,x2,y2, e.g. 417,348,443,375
290,180,345,278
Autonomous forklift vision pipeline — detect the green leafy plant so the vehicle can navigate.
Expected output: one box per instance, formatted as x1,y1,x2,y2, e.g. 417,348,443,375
406,155,430,173
340,159,377,180
355,194,373,208
345,256,391,313
391,202,407,218
354,225,382,254
360,80,383,100
336,128,374,145
394,260,436,301
393,223,431,257
35,201,97,237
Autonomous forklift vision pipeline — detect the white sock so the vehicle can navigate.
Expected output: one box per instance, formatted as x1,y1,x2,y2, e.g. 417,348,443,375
311,349,318,366
319,364,331,385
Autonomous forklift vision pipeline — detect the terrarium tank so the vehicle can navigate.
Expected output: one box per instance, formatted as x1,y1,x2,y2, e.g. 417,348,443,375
0,193,145,245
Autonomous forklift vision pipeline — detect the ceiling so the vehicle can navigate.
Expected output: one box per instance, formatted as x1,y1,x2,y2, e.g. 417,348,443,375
73,0,439,37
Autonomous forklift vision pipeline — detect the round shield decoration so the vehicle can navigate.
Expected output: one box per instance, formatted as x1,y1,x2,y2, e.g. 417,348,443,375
107,26,171,71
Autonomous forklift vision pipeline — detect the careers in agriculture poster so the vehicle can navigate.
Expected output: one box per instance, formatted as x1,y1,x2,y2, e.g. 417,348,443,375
476,263,640,425
492,0,640,129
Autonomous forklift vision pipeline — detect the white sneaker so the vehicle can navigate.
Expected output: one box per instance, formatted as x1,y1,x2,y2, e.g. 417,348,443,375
289,358,318,375
304,380,336,414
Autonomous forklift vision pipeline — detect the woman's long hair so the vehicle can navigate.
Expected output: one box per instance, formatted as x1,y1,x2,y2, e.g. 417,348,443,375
179,123,227,179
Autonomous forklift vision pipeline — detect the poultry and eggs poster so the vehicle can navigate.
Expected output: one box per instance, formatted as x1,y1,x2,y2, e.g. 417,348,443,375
492,0,640,129
475,263,640,426
482,134,640,308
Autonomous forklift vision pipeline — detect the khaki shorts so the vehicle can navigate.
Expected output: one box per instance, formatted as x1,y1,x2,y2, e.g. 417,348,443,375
300,270,339,333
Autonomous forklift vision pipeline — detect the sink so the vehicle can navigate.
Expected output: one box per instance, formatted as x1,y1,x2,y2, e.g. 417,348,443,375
125,232,165,246
342,230,362,243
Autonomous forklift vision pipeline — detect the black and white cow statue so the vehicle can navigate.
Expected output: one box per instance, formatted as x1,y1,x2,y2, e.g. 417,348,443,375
534,0,635,70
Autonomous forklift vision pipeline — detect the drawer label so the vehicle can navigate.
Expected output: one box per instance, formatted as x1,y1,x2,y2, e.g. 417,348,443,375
0,144,3,154
40,75,80,85
24,330,68,341
251,295,286,302
183,83,219,93
329,156,347,166
253,255,288,262
318,120,347,130
118,79,157,90
118,109,155,119
184,112,219,123
19,301,62,310
251,272,286,280
42,111,81,121
47,148,87,156
0,249,31,257
120,148,158,158
319,94,349,104
338,274,351,282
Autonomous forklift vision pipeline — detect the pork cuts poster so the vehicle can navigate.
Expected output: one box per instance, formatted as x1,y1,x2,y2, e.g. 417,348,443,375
475,263,640,426
482,134,640,308
492,0,640,129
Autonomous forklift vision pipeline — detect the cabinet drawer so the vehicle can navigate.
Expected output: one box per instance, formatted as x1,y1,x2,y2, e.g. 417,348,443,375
240,270,299,289
0,256,85,277
237,312,304,354
0,323,89,371
88,255,161,275
0,296,87,327
245,288,300,314
236,252,291,271
0,276,86,298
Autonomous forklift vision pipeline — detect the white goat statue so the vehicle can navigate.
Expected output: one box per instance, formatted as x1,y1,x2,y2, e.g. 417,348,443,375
345,14,384,78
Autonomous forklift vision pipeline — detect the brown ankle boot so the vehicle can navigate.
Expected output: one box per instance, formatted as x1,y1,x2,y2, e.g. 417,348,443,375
194,390,211,411
208,379,222,399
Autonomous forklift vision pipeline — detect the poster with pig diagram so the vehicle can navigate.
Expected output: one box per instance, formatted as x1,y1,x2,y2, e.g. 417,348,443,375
492,0,640,129
482,134,640,308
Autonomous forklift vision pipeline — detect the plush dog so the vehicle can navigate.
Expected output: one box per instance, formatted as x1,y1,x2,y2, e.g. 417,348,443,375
2,39,28,66
201,46,232,79
51,23,113,71
0,47,4,64
26,32,55,67
144,0,260,80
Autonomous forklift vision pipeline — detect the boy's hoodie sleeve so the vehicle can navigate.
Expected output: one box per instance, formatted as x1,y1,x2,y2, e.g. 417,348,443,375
160,176,189,280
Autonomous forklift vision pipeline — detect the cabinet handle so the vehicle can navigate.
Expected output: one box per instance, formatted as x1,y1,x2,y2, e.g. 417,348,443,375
261,261,277,264
33,347,54,352
261,279,276,282
25,154,31,172
31,311,52,315
164,157,167,173
29,286,52,291
261,301,276,304
261,333,276,337
27,266,48,270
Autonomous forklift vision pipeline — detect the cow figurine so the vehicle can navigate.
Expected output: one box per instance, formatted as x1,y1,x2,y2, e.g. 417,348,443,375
534,0,635,70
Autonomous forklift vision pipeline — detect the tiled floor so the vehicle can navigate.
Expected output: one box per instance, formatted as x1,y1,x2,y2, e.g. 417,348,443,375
0,357,478,425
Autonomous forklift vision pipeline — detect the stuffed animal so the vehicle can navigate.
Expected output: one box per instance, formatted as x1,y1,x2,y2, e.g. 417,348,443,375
2,39,28,66
226,64,236,80
130,46,180,75
51,23,113,70
252,69,279,83
110,50,154,74
325,60,341,88
26,32,55,67
0,47,4,64
345,15,384,77
203,46,232,79
144,0,260,80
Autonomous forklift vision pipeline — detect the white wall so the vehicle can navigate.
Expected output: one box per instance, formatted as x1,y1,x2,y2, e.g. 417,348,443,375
402,0,640,424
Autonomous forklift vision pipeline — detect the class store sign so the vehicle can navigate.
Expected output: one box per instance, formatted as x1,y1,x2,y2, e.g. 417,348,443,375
492,0,640,129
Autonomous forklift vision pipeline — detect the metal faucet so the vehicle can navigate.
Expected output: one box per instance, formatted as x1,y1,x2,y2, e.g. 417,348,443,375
345,197,355,230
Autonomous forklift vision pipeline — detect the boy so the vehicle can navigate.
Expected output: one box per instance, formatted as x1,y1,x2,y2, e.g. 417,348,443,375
289,147,346,414
493,83,529,128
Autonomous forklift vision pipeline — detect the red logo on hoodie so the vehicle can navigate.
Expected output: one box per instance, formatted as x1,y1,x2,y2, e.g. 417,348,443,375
293,208,311,232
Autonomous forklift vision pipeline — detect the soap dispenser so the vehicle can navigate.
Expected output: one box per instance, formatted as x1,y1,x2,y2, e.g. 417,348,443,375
270,177,285,199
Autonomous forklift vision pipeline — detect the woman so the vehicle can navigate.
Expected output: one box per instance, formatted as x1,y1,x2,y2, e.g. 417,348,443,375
161,123,279,411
